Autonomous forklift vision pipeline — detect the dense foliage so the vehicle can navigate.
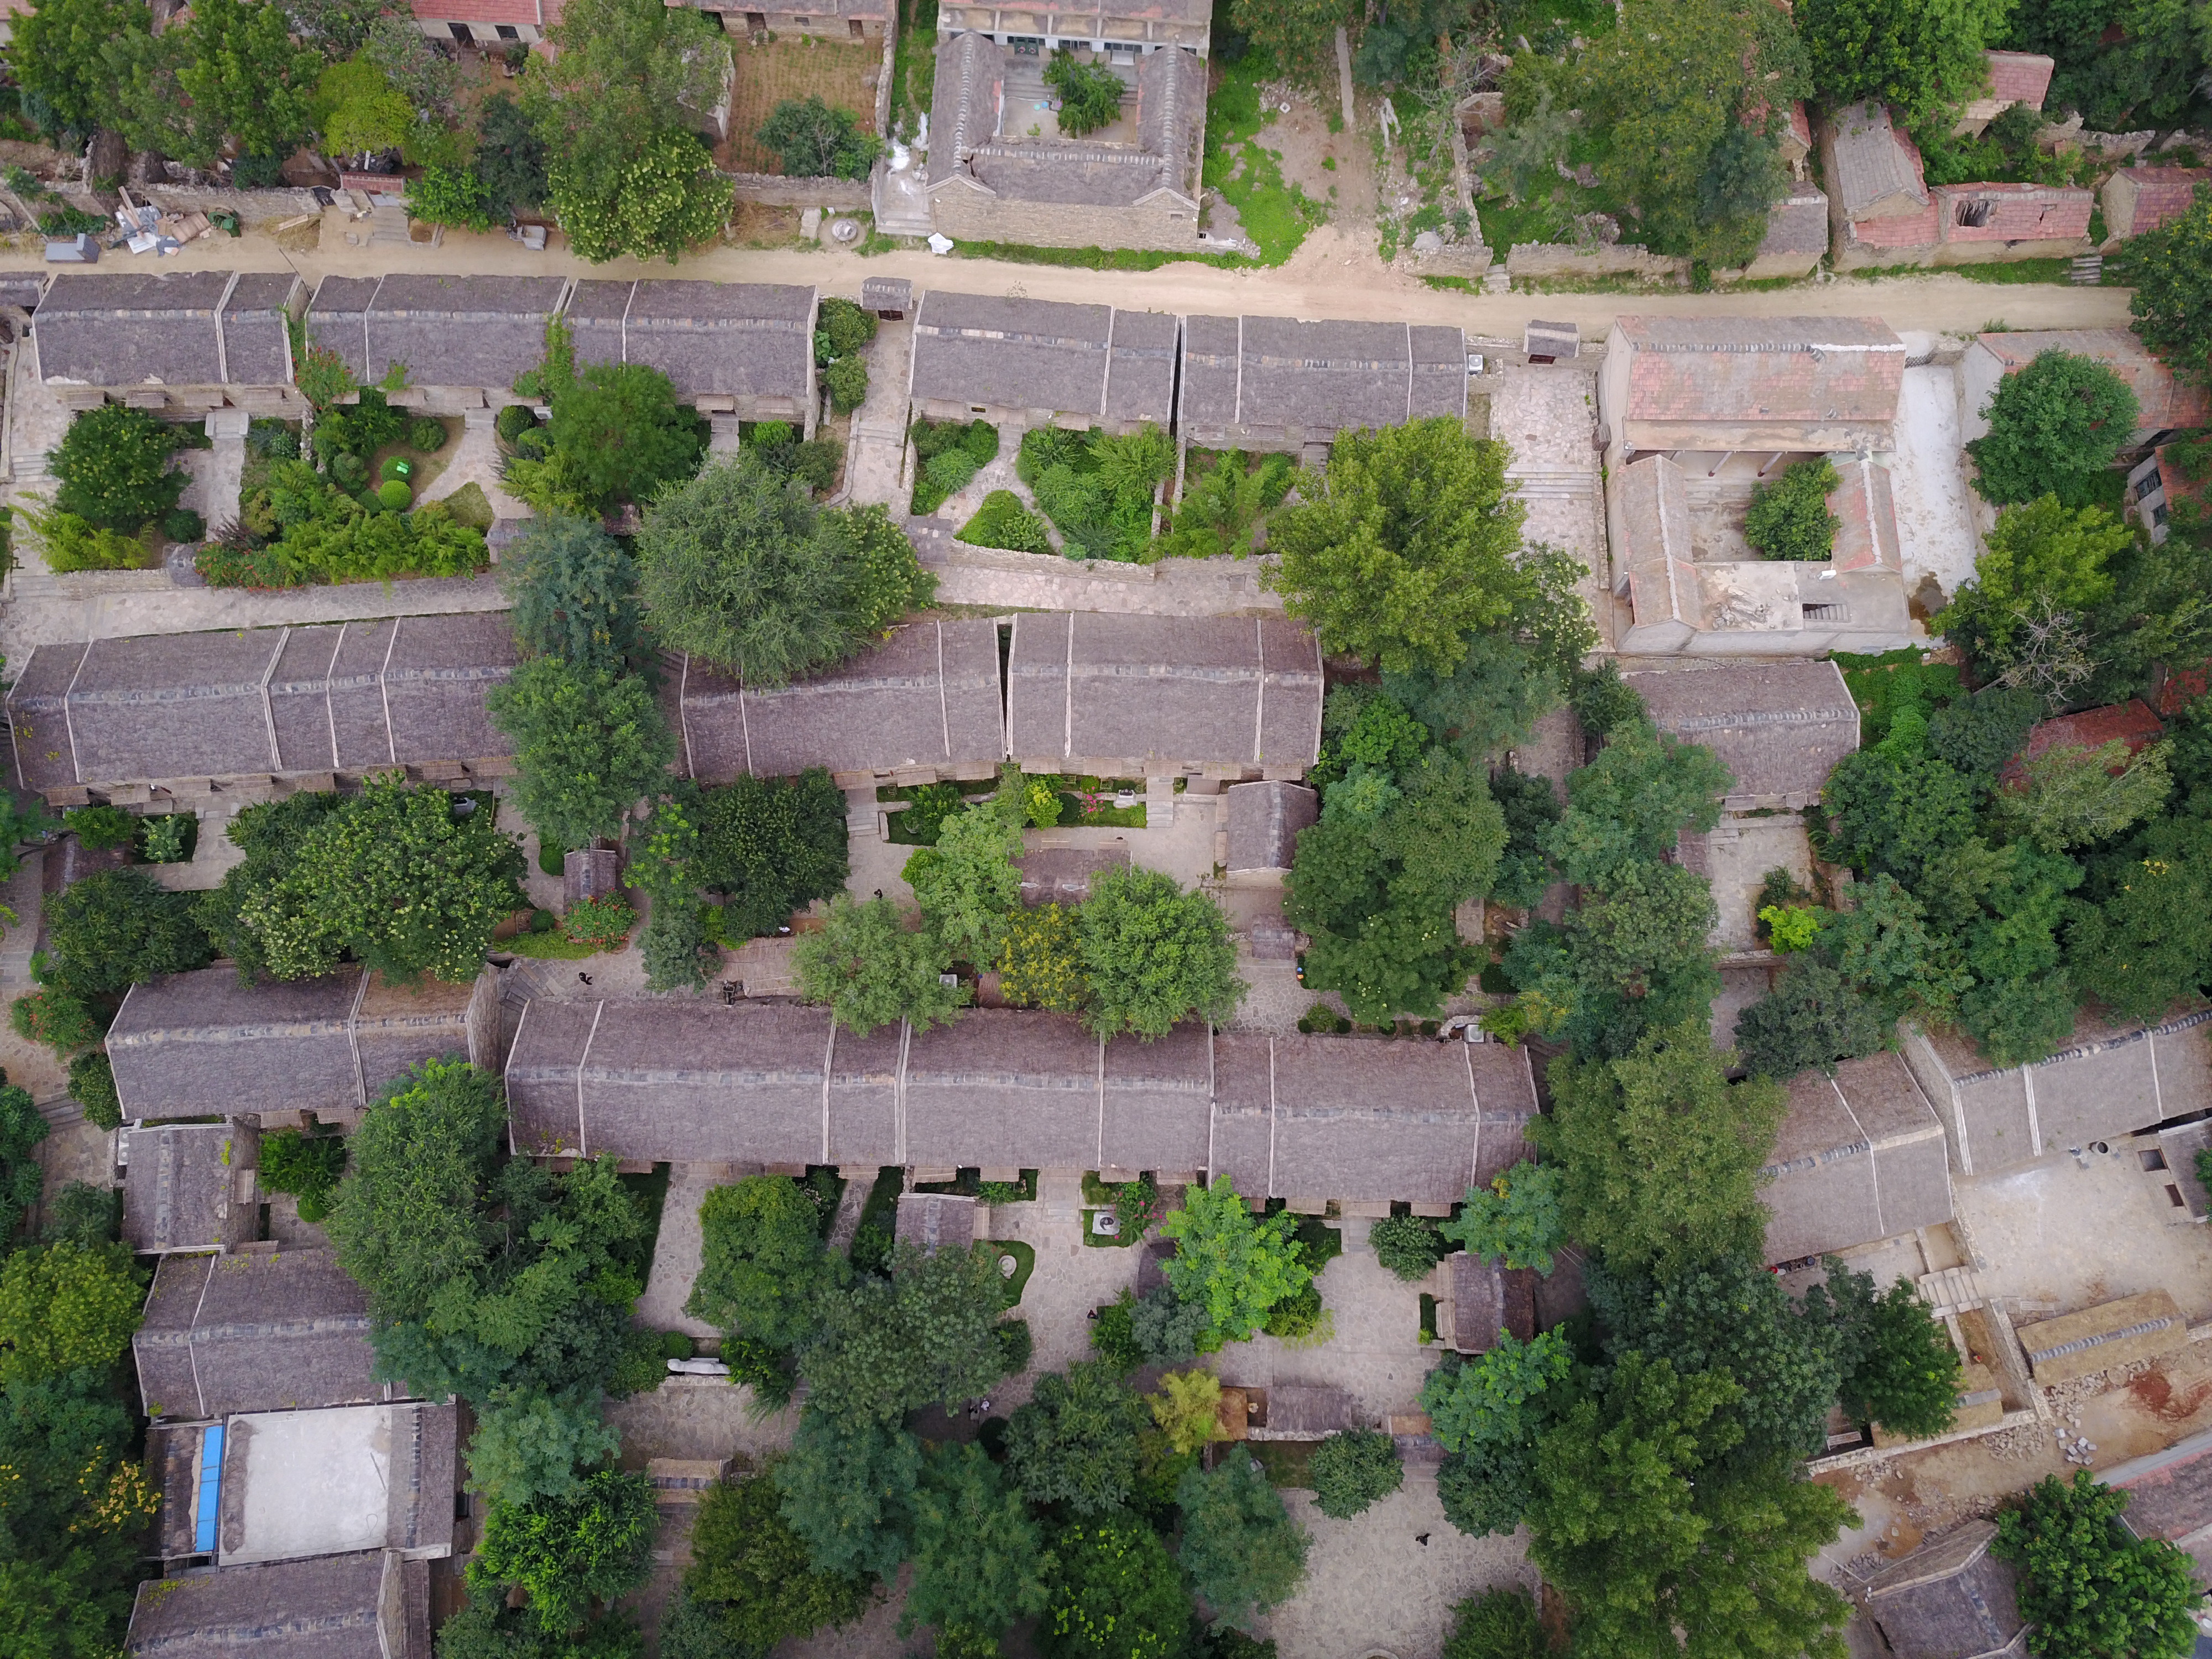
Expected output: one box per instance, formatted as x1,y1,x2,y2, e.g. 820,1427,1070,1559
1967,351,2142,510
1994,1470,2202,1659
1159,1177,1313,1343
48,404,185,533
756,93,881,179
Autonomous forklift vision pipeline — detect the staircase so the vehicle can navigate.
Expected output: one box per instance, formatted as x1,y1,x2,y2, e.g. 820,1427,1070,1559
1917,1265,1990,1318
2070,254,2104,285
1506,467,1599,502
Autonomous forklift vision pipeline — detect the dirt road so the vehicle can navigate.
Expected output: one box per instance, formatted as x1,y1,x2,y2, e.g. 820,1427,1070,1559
0,216,2132,339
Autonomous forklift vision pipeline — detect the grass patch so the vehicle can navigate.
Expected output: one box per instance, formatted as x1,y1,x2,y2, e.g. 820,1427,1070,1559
1421,274,1480,292
991,1238,1036,1306
504,928,601,959
1845,258,2082,285
1201,55,1326,265
889,0,937,136
1249,1440,1319,1489
951,238,1253,271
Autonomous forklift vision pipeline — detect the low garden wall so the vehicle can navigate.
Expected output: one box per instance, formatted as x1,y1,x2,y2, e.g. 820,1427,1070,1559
1505,241,1692,284
722,171,872,209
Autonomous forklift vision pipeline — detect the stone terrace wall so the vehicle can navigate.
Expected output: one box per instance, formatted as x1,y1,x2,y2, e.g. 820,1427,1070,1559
725,172,873,209
928,189,1199,253
1505,241,1692,284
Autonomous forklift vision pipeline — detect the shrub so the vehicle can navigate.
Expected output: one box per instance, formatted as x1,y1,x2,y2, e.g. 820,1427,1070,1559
497,404,541,444
23,505,146,573
1044,51,1125,137
10,990,104,1056
755,94,880,180
377,478,412,510
260,1126,348,1222
562,894,635,952
1442,1588,1547,1659
409,416,448,453
64,805,138,852
999,902,1087,1013
1309,1427,1403,1519
409,161,493,229
1261,1282,1324,1339
137,814,194,864
1744,457,1840,562
48,403,186,530
379,456,413,483
161,507,205,544
1370,1213,1448,1281
66,1051,121,1131
957,489,1053,553
926,450,979,496
823,354,868,414
818,297,877,356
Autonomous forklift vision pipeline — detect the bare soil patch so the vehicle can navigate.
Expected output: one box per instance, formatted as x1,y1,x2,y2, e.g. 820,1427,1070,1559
720,35,881,174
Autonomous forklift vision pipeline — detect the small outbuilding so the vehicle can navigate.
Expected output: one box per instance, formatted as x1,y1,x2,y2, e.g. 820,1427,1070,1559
1759,1053,1954,1265
1856,1520,2029,1658
1015,844,1130,907
123,1120,260,1255
895,1191,978,1253
135,1248,380,1421
2100,166,2212,243
1223,780,1317,873
1620,662,1861,809
1447,1253,1537,1354
2099,1425,2212,1582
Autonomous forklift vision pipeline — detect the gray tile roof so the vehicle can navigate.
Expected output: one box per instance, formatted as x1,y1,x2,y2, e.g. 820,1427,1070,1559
1622,661,1859,805
505,1000,1533,1204
308,274,566,393
108,967,495,1122
126,1551,430,1659
911,290,1115,417
565,279,814,405
1827,101,1928,219
6,616,516,792
135,1249,379,1420
896,1191,978,1251
1906,1009,2212,1176
1178,315,1468,436
1105,309,1178,427
1759,182,1832,258
676,619,1005,780
930,29,1003,164
1016,844,1130,906
1224,780,1316,872
1136,45,1204,191
35,269,234,387
122,1120,259,1254
1005,612,1323,773
1861,1521,2028,1659
1759,1053,1953,1264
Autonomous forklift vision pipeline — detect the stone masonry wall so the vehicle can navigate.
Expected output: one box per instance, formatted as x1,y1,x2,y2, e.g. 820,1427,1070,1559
927,189,1199,252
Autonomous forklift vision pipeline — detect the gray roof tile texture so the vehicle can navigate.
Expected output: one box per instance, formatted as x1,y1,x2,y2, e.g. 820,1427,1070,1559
1623,661,1860,801
678,619,1005,781
134,1249,378,1420
1224,780,1316,871
505,1000,1534,1204
1864,1522,2026,1659
1179,315,1468,434
108,967,485,1121
7,617,517,791
1759,1053,1952,1264
35,269,233,386
308,273,566,390
123,1120,257,1254
912,290,1115,416
127,1551,429,1659
566,279,815,403
1005,612,1323,770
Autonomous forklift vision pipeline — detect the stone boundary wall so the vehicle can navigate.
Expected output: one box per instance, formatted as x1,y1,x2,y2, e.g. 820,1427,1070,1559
722,172,873,209
1505,241,1692,284
138,185,325,227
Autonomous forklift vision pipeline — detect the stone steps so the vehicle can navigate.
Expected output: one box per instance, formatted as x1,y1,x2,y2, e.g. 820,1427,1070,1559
1917,1265,1989,1318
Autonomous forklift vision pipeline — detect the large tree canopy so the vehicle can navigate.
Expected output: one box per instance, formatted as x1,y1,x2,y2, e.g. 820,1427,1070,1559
1799,0,2015,124
1967,350,2142,510
2114,183,2212,390
1264,419,1530,676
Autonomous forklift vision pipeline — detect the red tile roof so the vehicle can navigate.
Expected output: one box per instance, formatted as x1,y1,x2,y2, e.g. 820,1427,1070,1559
1615,315,1906,426
2112,168,2211,238
2157,660,2209,717
410,0,541,23
2004,700,2166,784
1985,50,2055,107
1936,182,2093,244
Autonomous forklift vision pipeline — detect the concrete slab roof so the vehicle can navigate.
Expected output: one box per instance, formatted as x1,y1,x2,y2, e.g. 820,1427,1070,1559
216,1402,456,1566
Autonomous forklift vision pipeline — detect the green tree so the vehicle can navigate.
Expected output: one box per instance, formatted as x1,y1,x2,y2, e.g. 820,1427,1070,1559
755,93,880,178
1440,1161,1567,1274
686,1175,835,1352
1159,1177,1313,1344
903,1442,1050,1647
489,658,676,853
1731,956,1890,1080
1040,1517,1192,1659
1077,865,1244,1039
1543,719,1734,890
11,0,147,135
1442,1588,1547,1659
172,0,322,163
1422,1331,1574,1455
49,404,185,531
1996,738,2171,853
195,790,347,979
1929,686,2044,779
1264,419,1530,675
798,1242,1010,1423
1369,1213,1447,1281
1594,1254,1848,1459
1818,871,1971,1024
1534,1021,1786,1277
1968,351,2143,509
1005,1358,1151,1515
323,1059,506,1322
1044,52,1124,136
0,1241,143,1384
1936,497,2133,676
1503,859,1721,1061
1799,0,2015,123
466,1388,622,1509
1224,0,1345,83
999,901,1088,1013
1744,457,1841,561
1527,1354,1856,1659
41,867,212,999
1146,1368,1227,1456
1695,122,1791,267
2069,815,2212,1023
235,775,525,983
552,124,731,263
0,1369,152,1659
258,1126,348,1222
1176,1450,1311,1630
1807,1261,1963,1439
1819,747,1983,886
685,1467,870,1651
682,770,851,940
1575,0,1807,263
2112,182,2212,389
1994,1470,2202,1659
314,54,415,159
65,1051,122,1134
472,1470,658,1636
502,515,644,673
1308,1427,1403,1519
546,362,706,510
904,782,1026,966
775,1409,920,1582
473,92,551,220
638,453,935,683
792,894,963,1036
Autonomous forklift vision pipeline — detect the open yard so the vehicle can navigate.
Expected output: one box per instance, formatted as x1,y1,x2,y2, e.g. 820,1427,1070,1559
721,34,881,174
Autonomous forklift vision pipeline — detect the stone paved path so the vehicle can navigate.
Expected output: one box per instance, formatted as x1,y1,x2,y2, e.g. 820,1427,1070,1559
909,523,1284,616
